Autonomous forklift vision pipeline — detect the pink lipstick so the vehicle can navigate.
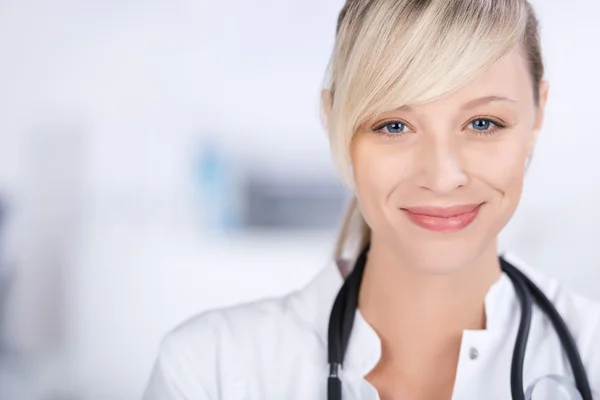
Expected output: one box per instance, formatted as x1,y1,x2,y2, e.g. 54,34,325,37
401,203,483,232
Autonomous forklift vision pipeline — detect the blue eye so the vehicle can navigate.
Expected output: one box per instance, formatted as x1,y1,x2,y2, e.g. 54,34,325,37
470,119,495,131
380,122,408,134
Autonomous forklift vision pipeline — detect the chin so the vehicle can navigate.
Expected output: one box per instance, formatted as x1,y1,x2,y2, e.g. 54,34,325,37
412,254,478,275
389,237,491,276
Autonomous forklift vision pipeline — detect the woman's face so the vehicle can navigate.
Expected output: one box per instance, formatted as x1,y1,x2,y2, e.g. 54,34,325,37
350,47,548,273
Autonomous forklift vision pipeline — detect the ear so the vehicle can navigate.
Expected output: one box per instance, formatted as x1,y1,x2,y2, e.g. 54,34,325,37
529,80,549,156
321,89,333,130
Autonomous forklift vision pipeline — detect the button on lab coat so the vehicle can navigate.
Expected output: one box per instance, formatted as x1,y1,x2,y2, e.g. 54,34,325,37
143,253,600,399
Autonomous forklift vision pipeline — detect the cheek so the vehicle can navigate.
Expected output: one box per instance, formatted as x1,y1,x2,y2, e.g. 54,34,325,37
350,135,414,201
350,134,416,234
465,135,529,194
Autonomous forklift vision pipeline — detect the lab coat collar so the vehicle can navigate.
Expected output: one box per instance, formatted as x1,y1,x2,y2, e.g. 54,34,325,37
296,254,527,378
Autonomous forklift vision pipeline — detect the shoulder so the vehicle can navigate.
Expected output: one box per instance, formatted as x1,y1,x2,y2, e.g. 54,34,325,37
165,288,311,352
143,262,342,399
162,289,305,363
143,287,325,399
504,253,600,389
162,260,341,353
504,253,600,334
546,275,600,382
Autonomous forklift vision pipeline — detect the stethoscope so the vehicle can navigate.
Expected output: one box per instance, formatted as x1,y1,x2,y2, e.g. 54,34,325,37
327,244,593,400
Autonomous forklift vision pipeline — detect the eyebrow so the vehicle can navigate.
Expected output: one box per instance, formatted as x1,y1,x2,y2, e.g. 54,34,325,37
460,95,519,110
395,95,518,113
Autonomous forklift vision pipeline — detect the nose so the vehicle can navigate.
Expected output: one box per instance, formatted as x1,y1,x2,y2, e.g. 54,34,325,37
415,134,469,194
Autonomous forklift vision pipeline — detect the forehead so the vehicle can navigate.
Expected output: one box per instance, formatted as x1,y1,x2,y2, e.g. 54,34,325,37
439,47,533,106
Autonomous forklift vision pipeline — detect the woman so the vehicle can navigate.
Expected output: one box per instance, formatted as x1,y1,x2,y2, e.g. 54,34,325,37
144,0,600,399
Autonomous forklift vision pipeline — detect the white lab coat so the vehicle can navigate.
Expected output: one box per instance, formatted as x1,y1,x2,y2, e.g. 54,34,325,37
143,253,600,399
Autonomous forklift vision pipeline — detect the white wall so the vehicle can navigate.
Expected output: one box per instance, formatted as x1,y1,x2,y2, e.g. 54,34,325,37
1,0,600,398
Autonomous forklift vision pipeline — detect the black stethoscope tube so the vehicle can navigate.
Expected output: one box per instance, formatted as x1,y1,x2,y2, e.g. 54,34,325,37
502,259,593,399
502,259,533,400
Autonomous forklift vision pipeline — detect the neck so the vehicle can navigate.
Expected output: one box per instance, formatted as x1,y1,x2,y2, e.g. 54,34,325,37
359,237,502,384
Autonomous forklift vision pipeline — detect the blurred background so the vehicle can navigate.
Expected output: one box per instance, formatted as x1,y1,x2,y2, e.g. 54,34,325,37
0,0,599,399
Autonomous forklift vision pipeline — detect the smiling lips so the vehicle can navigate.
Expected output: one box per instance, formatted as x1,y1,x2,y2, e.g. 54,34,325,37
401,203,483,232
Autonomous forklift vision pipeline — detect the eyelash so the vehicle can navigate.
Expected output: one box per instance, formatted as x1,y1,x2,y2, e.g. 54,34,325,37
371,117,507,139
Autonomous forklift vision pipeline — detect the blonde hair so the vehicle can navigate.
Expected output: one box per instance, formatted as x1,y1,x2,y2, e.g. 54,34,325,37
323,0,545,260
